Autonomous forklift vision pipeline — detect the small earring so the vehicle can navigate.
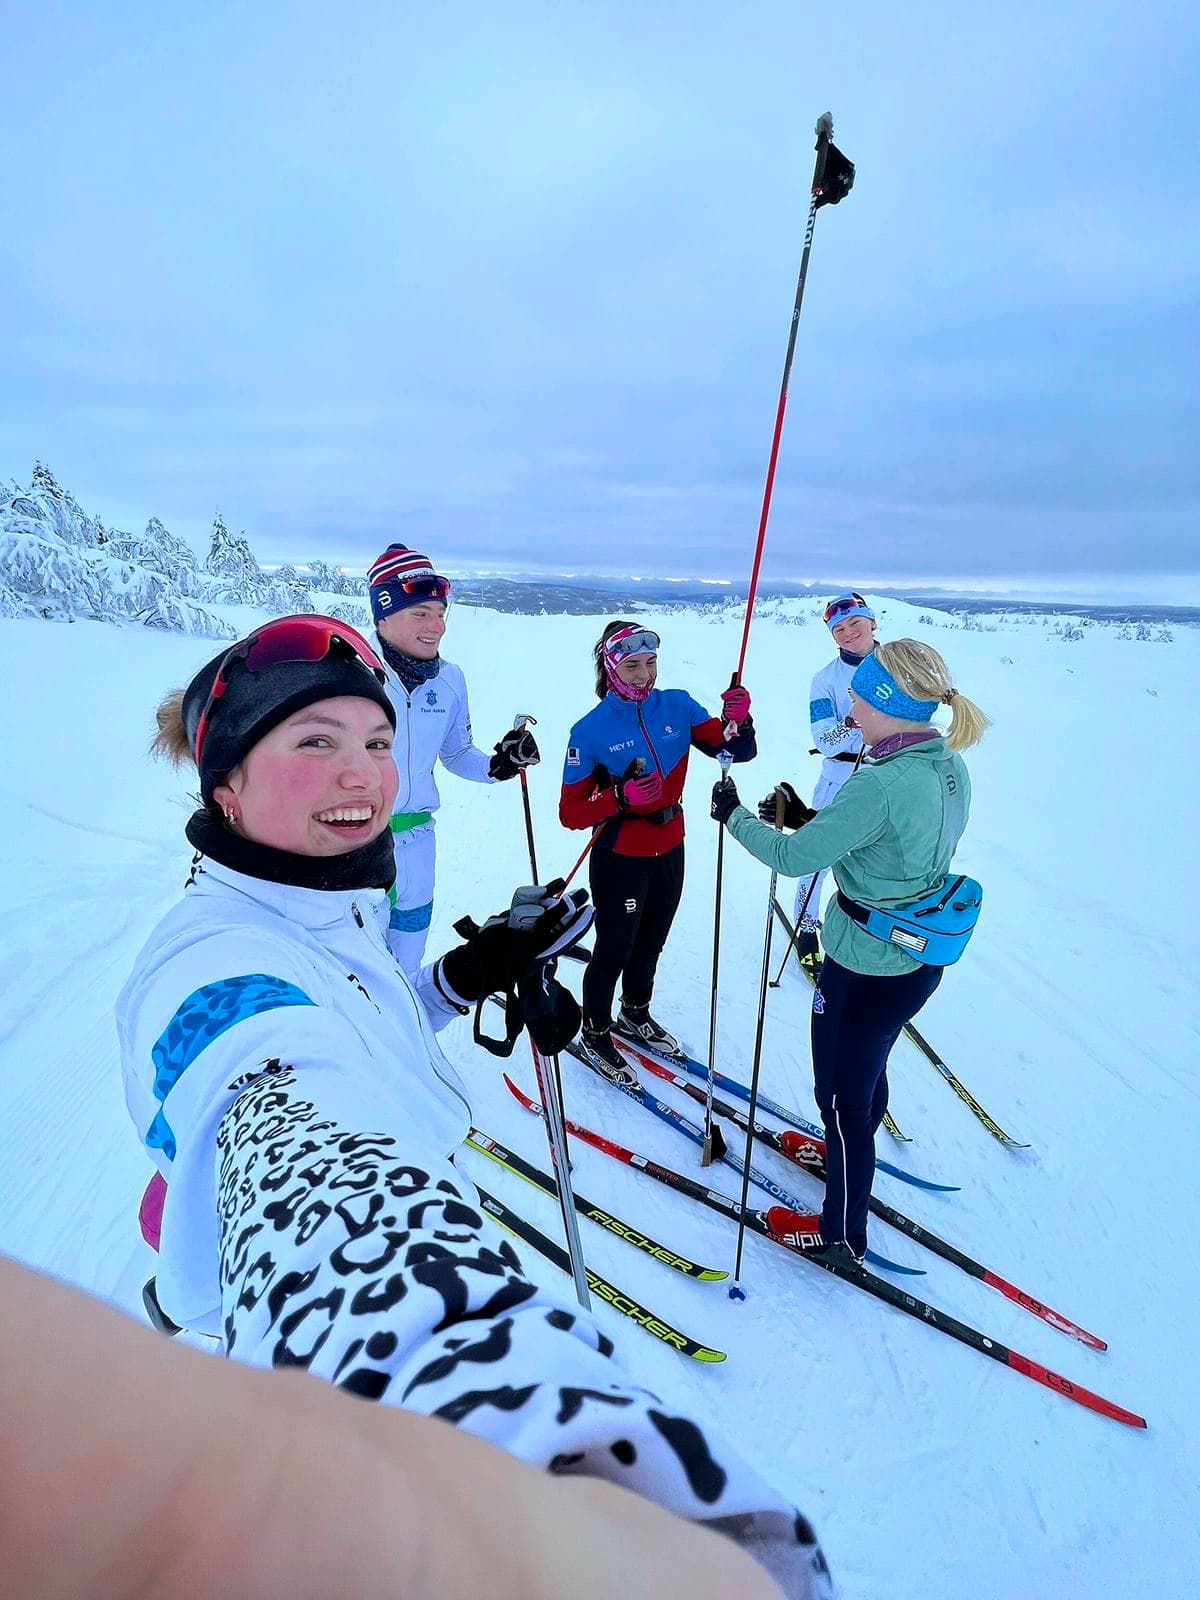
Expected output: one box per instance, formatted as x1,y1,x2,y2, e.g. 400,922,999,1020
224,808,237,827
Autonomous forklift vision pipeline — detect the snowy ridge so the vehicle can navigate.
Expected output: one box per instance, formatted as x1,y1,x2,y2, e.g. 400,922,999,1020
0,464,370,636
0,597,1196,1598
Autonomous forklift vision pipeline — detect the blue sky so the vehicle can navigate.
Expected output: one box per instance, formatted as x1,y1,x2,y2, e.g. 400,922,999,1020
2,0,1197,594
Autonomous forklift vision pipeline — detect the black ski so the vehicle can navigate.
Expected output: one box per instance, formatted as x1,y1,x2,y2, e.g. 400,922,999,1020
504,1080,1144,1428
472,1181,726,1363
465,1128,726,1281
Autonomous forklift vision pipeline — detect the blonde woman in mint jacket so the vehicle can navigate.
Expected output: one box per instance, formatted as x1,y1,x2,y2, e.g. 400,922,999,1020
711,639,990,1267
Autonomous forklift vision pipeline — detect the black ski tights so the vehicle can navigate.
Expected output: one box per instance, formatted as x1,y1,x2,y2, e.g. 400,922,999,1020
583,844,685,1028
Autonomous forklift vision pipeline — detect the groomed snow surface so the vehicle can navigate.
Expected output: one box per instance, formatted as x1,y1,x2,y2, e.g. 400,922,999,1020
1,597,1195,1598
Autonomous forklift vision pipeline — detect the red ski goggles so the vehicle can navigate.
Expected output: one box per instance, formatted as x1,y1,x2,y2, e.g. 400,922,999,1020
823,593,871,625
376,573,452,604
191,615,387,769
399,573,451,600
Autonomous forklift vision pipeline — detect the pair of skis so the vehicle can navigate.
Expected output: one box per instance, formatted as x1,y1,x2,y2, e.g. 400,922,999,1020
470,1163,726,1364
568,1036,923,1279
499,1072,1145,1429
612,1033,1102,1350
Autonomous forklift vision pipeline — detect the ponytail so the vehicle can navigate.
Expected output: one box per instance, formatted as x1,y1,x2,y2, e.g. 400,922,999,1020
151,688,195,767
873,639,991,752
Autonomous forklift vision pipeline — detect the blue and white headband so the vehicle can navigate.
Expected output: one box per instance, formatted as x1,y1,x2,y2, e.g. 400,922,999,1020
849,651,939,723
823,591,876,631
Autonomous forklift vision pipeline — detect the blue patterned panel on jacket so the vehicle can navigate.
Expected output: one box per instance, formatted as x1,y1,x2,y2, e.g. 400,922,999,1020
146,973,315,1161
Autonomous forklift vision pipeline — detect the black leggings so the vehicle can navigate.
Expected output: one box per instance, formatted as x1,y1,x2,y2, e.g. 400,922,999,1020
583,843,685,1028
811,955,943,1254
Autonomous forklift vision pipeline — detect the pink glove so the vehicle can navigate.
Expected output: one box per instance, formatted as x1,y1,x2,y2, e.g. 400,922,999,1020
619,771,664,809
720,684,752,725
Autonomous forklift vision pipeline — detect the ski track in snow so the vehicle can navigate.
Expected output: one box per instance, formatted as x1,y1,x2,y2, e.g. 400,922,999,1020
1,603,1197,1600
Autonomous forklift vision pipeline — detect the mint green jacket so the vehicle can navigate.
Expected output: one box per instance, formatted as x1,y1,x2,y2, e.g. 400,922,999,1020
726,736,972,976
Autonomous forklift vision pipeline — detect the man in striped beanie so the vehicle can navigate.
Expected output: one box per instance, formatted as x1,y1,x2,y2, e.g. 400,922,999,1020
367,544,540,970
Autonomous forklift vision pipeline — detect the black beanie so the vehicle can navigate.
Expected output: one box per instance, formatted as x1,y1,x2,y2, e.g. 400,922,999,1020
182,632,396,804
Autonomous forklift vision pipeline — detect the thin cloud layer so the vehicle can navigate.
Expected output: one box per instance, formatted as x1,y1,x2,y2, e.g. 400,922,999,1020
2,0,1196,593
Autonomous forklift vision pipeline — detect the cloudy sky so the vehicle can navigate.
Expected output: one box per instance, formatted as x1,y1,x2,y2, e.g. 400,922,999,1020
2,0,1197,596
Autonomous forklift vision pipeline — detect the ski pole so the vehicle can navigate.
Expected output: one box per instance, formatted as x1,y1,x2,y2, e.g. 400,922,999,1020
732,112,855,684
729,788,788,1299
529,1037,591,1309
509,712,573,1121
512,712,539,882
770,871,822,988
769,742,866,987
703,749,735,1165
555,826,603,896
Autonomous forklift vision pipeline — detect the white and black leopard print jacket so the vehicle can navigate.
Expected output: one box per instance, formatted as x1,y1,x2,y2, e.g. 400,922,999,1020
117,853,469,1332
116,854,834,1599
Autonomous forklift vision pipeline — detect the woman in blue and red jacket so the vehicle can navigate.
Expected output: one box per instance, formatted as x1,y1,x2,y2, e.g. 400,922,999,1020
559,620,756,1083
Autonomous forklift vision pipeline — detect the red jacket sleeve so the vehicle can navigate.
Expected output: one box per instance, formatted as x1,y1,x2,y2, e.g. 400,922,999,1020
559,772,620,831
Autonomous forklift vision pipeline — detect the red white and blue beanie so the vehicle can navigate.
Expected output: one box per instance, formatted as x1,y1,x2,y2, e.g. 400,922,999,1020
367,544,448,621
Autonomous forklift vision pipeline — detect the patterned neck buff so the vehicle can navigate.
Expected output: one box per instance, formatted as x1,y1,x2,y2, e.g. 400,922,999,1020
379,636,442,694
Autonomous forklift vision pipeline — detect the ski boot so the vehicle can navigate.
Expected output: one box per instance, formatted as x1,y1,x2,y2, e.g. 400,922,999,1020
614,1000,680,1058
764,1207,864,1267
795,918,823,982
580,1025,641,1088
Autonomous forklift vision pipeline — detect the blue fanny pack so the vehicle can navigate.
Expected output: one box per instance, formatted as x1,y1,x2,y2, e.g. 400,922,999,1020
837,875,983,966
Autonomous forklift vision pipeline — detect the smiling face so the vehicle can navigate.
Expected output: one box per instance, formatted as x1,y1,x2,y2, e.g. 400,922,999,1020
614,651,657,691
377,601,447,660
831,615,876,655
214,696,398,856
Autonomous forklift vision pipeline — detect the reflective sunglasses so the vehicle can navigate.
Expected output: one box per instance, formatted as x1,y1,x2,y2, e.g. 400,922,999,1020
192,615,387,769
823,594,869,625
603,626,661,664
374,573,452,607
397,573,451,601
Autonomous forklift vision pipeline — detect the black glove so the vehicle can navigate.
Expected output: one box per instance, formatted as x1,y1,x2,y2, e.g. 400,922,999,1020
488,724,541,781
517,958,582,1055
710,777,741,825
438,881,593,1004
757,782,816,829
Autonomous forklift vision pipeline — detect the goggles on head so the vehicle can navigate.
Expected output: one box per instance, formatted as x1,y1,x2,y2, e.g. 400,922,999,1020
191,615,387,770
823,593,870,625
603,626,661,665
398,573,451,601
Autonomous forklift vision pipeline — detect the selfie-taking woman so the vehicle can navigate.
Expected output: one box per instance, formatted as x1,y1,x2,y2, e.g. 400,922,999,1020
118,613,830,1598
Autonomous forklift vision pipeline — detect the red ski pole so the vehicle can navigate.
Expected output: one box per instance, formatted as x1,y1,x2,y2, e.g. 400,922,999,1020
731,112,855,688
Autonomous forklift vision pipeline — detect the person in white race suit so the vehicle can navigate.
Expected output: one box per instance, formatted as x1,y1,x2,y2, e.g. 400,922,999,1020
364,543,541,972
791,592,879,957
116,613,833,1600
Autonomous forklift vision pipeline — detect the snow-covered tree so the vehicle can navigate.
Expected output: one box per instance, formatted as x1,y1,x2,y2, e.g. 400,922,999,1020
327,600,373,631
1,470,232,636
108,516,202,596
266,572,316,615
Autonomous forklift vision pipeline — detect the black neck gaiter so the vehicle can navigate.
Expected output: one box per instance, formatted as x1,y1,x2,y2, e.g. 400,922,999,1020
379,636,442,694
185,808,396,892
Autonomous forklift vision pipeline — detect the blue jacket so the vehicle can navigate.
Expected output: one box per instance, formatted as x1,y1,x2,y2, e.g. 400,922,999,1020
560,688,756,857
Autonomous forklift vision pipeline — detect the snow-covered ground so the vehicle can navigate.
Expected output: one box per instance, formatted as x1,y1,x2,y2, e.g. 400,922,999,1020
1,596,1196,1599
